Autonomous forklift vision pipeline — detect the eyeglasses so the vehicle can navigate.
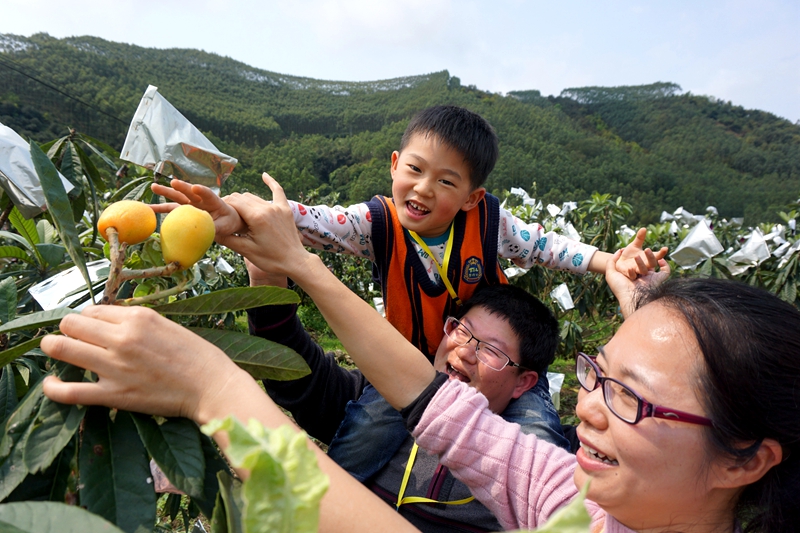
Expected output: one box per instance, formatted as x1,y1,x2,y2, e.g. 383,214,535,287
576,352,713,427
443,317,526,372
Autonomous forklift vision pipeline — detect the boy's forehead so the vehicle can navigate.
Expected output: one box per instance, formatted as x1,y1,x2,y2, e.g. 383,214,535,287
462,306,519,352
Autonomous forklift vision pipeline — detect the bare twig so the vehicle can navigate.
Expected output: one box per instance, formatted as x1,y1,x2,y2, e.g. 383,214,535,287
100,227,182,304
117,278,189,307
101,228,127,305
0,202,13,230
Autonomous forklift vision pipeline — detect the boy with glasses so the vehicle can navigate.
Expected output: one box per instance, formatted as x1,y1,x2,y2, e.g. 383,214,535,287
248,271,562,532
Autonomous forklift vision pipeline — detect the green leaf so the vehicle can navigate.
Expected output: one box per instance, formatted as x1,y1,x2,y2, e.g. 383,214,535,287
0,501,127,533
131,414,206,499
59,142,81,191
0,308,75,334
110,176,152,202
213,470,243,533
78,133,120,164
79,408,157,533
508,482,591,533
36,219,57,244
195,431,231,518
0,231,37,256
0,365,18,425
0,380,44,500
0,277,17,324
35,243,66,269
30,141,94,302
75,141,108,192
0,245,36,265
0,337,43,368
200,418,328,533
780,278,797,304
8,207,39,246
44,137,68,160
124,180,153,202
189,328,310,381
152,286,299,316
23,364,86,474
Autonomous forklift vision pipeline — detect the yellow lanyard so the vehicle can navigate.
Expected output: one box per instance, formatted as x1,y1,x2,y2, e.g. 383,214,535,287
408,225,462,306
395,442,475,509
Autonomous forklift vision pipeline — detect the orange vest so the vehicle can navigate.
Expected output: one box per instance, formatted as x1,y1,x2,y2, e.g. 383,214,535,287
367,195,508,359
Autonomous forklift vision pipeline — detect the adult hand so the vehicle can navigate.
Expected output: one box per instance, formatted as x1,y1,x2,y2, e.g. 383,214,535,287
217,173,312,281
41,305,245,424
151,178,246,237
606,248,670,319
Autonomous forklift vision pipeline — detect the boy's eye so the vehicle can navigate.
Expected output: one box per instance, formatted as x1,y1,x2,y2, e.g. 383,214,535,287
408,165,421,173
440,179,455,187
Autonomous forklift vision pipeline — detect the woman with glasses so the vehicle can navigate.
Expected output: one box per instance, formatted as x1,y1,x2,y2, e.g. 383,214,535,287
42,178,800,533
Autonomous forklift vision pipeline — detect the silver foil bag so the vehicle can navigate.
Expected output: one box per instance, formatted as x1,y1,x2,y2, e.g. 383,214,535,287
670,220,724,269
120,85,237,189
727,229,771,275
0,122,74,218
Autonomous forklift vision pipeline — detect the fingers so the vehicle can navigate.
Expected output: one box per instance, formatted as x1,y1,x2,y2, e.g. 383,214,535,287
40,333,109,373
653,246,669,261
150,202,180,214
151,182,190,204
632,227,647,249
261,172,287,205
43,376,107,407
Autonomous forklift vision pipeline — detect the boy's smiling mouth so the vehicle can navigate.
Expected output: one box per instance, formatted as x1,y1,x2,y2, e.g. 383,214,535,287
406,200,431,217
446,362,470,383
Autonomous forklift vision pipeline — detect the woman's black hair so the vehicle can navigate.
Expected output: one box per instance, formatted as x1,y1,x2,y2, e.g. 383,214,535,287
636,277,800,532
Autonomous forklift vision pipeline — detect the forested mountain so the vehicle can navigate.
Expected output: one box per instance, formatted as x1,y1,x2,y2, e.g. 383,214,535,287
1,32,798,223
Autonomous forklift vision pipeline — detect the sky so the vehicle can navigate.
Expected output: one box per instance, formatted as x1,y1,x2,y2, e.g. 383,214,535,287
1,0,799,122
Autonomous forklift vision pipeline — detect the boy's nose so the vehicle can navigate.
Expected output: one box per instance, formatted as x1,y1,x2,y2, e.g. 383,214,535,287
413,178,434,197
455,341,479,365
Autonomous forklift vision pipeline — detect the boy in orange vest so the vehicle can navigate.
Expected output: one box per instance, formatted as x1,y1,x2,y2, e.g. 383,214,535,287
153,105,665,358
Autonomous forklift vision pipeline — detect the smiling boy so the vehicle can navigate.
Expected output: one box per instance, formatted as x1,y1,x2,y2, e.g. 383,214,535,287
154,105,664,358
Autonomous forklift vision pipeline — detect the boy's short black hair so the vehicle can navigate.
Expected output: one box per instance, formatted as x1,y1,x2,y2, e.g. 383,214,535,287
400,105,499,190
454,285,558,375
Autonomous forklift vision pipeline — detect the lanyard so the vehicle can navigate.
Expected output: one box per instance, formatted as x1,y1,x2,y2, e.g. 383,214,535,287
408,225,462,306
395,442,475,509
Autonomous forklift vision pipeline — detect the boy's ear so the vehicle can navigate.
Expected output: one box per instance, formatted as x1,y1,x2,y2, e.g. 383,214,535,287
460,187,486,212
511,370,538,399
390,151,400,175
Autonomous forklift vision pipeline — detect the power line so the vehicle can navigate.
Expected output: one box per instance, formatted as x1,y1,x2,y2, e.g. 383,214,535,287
0,53,129,126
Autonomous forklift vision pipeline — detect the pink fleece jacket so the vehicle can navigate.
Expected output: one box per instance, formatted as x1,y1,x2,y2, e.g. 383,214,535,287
411,379,634,533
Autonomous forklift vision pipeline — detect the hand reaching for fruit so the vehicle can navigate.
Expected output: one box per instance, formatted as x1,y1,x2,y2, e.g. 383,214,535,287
151,178,246,237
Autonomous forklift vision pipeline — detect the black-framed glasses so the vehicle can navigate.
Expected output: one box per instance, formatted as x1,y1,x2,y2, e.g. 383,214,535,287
576,352,713,426
443,317,526,372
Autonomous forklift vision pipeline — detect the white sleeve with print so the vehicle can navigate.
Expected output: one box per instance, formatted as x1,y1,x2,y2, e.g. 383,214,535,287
288,200,447,284
288,200,376,259
497,207,597,274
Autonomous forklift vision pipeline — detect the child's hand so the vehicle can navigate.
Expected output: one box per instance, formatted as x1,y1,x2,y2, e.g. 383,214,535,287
615,227,669,280
606,247,670,318
151,178,246,237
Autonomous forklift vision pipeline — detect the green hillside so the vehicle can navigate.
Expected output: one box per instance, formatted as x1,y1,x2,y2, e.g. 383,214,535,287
1,32,798,223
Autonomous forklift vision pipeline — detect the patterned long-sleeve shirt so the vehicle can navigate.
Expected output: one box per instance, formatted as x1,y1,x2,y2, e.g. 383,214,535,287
289,198,596,284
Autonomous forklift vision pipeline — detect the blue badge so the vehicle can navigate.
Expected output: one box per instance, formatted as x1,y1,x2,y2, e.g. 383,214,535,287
462,256,484,284
520,229,531,241
572,253,584,267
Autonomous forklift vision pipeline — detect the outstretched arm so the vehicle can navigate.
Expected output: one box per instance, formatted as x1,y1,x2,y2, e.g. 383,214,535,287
217,173,436,411
40,306,418,533
151,178,246,237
